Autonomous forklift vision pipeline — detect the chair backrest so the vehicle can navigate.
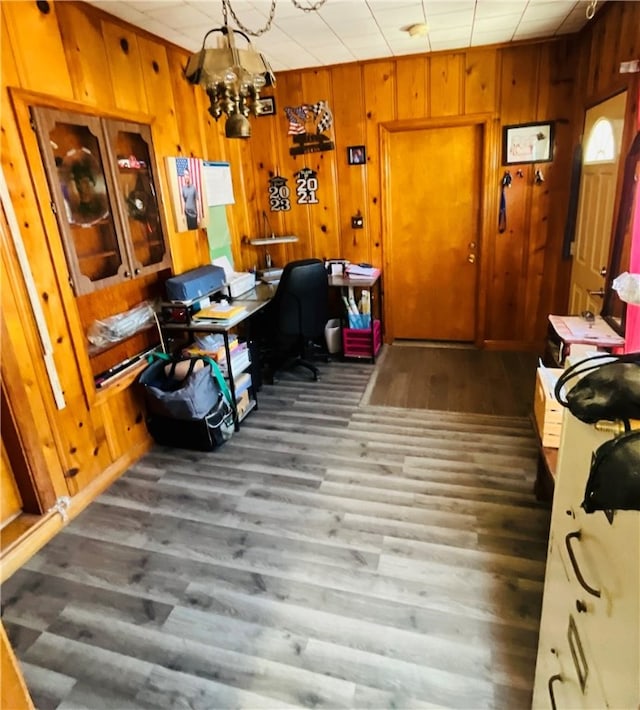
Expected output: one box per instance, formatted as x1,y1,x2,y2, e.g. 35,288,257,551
271,258,328,339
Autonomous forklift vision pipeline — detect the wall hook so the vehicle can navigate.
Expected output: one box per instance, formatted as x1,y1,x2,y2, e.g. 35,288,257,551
516,169,524,178
535,169,545,184
502,170,512,188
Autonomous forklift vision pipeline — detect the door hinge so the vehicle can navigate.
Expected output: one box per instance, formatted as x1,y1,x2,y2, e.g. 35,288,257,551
50,200,57,215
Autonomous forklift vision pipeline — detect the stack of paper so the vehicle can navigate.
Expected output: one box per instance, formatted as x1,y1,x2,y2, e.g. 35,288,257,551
193,302,246,321
345,264,380,280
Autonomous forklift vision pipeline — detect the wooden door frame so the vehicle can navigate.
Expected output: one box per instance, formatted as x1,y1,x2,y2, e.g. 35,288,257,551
379,114,497,346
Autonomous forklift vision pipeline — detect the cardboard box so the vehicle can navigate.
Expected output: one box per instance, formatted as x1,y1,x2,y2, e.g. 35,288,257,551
534,367,564,448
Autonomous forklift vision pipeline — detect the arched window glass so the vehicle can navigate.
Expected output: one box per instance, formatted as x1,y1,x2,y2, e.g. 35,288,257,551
584,118,616,163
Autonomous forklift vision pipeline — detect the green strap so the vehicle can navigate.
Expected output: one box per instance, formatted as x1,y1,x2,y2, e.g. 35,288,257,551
202,356,235,412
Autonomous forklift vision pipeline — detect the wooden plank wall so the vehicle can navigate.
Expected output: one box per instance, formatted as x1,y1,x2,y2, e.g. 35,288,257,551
0,0,638,501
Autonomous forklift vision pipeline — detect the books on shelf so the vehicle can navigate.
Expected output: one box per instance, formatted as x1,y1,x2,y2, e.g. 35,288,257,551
217,342,251,377
234,371,252,397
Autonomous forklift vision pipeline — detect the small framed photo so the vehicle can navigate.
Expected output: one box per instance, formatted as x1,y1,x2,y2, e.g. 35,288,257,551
502,122,554,165
347,145,366,165
256,96,276,116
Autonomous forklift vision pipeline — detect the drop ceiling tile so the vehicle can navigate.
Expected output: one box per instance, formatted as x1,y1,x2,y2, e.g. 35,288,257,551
425,9,476,28
142,4,212,29
327,19,381,37
473,1,527,20
515,17,565,34
370,6,428,26
429,37,469,51
393,45,430,56
184,1,224,23
422,1,476,17
338,33,389,49
127,1,182,11
426,25,473,41
318,2,376,22
521,2,573,22
88,2,149,25
351,46,392,61
311,45,356,63
299,32,343,49
473,14,522,31
471,29,514,45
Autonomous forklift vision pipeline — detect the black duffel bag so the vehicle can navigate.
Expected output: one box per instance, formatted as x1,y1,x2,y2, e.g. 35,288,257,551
139,352,233,421
138,353,235,450
554,352,640,429
582,429,640,513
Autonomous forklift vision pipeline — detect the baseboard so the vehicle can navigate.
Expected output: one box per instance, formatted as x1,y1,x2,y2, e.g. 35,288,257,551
483,339,542,352
0,439,151,583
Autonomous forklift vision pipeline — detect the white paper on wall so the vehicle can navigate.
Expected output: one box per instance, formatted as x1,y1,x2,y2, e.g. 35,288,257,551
203,161,235,206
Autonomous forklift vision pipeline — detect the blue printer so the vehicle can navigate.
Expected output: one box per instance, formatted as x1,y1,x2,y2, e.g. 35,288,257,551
165,264,226,302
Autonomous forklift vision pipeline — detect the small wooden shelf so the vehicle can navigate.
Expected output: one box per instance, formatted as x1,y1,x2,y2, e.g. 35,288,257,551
249,235,299,246
87,323,156,358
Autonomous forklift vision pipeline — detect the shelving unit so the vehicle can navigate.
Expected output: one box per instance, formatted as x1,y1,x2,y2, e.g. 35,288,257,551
158,284,273,430
329,270,384,363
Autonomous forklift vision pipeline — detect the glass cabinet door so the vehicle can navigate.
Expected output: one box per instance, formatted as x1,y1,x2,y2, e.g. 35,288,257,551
31,107,130,295
103,120,171,277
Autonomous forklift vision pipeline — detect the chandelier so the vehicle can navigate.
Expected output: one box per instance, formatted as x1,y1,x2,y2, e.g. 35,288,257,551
184,0,327,139
184,26,274,139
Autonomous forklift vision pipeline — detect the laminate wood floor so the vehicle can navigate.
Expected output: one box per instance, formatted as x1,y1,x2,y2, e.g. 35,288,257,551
364,343,538,417
2,356,550,710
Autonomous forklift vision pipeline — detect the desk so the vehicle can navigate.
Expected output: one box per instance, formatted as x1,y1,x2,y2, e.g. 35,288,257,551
328,271,383,362
159,283,275,430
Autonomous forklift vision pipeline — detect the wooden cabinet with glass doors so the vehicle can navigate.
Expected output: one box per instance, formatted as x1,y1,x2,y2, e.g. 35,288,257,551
31,107,171,296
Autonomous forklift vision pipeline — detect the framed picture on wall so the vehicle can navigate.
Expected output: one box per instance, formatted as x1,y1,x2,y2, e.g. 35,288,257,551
502,122,554,165
256,96,276,116
348,145,366,165
165,156,208,232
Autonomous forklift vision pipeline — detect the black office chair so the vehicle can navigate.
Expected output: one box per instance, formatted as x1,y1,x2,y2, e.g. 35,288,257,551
260,258,329,381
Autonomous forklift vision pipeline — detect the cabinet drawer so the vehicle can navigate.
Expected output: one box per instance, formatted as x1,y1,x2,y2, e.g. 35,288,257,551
557,509,640,708
533,610,608,709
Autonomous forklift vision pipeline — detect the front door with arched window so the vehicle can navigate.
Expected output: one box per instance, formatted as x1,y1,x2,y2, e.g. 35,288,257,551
568,91,627,315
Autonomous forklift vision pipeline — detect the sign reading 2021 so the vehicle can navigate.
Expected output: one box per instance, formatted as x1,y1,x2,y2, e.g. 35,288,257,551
284,100,335,156
294,168,319,205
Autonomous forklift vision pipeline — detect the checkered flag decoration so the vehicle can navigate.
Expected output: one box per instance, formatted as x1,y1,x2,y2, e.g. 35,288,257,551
307,100,333,133
284,100,333,136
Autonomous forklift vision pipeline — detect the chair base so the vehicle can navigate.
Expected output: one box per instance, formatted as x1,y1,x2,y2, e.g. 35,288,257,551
265,356,319,383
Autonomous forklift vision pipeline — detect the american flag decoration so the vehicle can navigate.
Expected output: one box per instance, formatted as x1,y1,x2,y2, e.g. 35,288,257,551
175,156,204,223
284,100,335,156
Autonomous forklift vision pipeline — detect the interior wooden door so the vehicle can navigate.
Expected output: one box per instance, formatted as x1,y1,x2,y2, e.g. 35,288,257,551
569,91,627,315
384,123,482,341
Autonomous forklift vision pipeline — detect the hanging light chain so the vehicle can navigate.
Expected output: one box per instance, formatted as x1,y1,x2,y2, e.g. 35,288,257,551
586,0,598,20
291,0,329,11
222,0,276,37
222,0,329,37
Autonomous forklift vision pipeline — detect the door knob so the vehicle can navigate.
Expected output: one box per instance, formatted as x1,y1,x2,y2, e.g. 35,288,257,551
467,254,476,264
587,289,605,297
